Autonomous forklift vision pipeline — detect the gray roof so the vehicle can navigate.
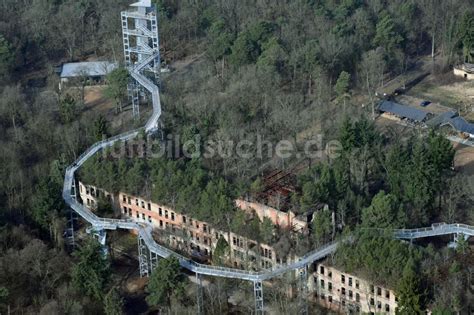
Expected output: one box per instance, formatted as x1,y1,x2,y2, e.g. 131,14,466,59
60,61,117,78
378,100,429,122
442,116,474,135
426,111,457,127
131,0,151,7
459,63,474,74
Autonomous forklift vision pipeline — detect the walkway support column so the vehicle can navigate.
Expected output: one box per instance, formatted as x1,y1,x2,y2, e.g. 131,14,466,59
129,81,140,119
138,234,149,277
70,180,77,200
196,273,203,315
65,209,77,250
149,249,159,272
298,265,308,315
87,226,108,255
254,280,264,315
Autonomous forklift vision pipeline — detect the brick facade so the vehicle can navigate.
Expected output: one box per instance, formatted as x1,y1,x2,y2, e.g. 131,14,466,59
235,199,316,232
78,182,115,210
79,181,280,269
311,263,398,314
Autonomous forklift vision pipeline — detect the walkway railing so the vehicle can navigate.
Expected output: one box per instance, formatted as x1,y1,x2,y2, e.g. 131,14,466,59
394,223,474,239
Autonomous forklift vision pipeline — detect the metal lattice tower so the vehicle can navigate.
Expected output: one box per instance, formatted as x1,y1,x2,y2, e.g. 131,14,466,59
121,0,161,119
254,281,264,314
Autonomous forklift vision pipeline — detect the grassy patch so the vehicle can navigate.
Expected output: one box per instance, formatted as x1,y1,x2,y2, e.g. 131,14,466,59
408,82,464,110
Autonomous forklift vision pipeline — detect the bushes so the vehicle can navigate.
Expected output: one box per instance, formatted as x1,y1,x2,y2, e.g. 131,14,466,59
79,152,238,224
334,229,423,287
146,256,186,310
71,238,110,300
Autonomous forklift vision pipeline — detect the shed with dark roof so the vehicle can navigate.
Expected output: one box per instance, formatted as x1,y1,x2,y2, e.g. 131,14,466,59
378,100,429,122
441,116,474,138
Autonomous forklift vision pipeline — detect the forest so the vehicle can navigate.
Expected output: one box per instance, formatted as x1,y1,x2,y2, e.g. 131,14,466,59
1,0,474,313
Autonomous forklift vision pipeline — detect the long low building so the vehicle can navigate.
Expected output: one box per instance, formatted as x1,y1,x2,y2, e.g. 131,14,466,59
378,100,430,123
379,100,474,139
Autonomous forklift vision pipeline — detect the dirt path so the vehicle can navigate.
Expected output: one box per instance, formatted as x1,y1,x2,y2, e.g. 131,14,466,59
452,142,474,176
83,85,113,113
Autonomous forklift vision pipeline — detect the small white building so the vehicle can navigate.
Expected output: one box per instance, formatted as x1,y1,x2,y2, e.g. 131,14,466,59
453,63,474,80
59,61,117,90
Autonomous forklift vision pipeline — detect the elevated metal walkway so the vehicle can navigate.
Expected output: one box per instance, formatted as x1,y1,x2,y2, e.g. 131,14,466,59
394,223,474,239
62,52,474,282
